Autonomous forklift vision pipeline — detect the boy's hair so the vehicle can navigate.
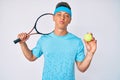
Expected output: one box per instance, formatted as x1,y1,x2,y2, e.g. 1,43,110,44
55,2,71,10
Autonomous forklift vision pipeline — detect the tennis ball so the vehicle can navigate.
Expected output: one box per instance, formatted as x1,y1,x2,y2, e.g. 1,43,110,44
84,33,92,42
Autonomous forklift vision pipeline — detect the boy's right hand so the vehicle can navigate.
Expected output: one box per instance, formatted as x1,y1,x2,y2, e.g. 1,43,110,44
17,33,30,44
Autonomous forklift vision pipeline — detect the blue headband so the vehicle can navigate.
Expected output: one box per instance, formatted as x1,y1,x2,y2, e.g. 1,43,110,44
54,6,72,17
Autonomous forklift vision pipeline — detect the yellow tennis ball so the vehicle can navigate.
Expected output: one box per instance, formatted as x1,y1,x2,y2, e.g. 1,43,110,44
84,33,92,42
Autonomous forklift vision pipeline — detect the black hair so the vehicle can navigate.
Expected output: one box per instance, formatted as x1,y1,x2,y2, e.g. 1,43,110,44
55,2,71,10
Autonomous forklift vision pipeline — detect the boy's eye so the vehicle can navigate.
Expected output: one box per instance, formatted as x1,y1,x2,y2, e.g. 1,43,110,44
57,13,61,16
65,14,70,18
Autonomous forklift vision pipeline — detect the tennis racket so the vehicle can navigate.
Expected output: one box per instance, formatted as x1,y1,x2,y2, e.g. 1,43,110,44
13,13,54,44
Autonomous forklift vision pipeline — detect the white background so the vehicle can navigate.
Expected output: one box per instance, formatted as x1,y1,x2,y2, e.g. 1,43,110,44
0,0,120,80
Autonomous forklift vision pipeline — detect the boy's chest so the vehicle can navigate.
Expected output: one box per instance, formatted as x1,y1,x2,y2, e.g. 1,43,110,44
42,39,77,60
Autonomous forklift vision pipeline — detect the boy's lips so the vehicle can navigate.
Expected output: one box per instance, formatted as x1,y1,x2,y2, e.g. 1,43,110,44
59,20,65,24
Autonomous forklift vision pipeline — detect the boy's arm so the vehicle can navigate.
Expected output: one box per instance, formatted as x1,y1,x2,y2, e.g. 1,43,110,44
76,33,97,72
20,42,37,61
76,52,93,72
17,33,37,61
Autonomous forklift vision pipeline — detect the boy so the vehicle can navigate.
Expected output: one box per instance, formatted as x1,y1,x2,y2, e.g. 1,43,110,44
17,2,97,80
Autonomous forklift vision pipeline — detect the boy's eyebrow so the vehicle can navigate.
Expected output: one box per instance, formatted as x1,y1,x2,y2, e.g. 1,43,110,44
56,12,69,15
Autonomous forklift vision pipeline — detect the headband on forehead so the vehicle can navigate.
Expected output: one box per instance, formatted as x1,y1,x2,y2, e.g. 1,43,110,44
54,6,72,17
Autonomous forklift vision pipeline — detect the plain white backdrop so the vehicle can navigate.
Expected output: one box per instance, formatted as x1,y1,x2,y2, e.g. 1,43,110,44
0,0,120,80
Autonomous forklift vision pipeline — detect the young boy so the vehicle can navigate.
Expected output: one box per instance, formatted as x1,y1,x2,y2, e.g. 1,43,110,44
17,2,97,80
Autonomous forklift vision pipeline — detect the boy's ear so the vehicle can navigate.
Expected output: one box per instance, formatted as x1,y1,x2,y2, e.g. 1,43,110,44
68,18,72,24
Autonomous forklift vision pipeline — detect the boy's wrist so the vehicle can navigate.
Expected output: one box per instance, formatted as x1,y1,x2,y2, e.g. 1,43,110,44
87,51,94,58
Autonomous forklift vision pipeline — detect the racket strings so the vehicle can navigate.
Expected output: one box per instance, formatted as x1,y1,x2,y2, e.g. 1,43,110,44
35,13,54,34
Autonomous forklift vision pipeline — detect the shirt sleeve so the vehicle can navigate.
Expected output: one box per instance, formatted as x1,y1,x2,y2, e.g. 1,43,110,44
31,36,43,58
75,40,85,62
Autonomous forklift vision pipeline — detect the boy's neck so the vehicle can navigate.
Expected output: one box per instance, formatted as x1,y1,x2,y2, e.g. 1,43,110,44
54,28,68,36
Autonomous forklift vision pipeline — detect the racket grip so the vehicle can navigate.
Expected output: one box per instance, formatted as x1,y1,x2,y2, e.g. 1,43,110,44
13,38,21,44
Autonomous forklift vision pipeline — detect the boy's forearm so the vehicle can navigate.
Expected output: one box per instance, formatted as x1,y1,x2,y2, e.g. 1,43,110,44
77,52,94,72
19,42,35,61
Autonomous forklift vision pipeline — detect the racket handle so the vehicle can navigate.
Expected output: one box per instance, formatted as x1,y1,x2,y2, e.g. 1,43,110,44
13,38,21,44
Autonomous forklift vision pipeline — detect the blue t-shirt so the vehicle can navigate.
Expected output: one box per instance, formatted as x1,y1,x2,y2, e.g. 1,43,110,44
32,32,85,80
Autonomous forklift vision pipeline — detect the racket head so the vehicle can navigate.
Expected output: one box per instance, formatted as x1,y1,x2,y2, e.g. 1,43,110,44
34,13,54,35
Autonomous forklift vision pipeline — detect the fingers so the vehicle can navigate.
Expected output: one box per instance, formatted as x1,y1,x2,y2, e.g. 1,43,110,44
17,32,30,43
83,32,97,53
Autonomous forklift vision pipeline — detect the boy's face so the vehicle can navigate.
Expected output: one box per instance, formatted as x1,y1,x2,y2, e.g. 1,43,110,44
53,11,71,30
